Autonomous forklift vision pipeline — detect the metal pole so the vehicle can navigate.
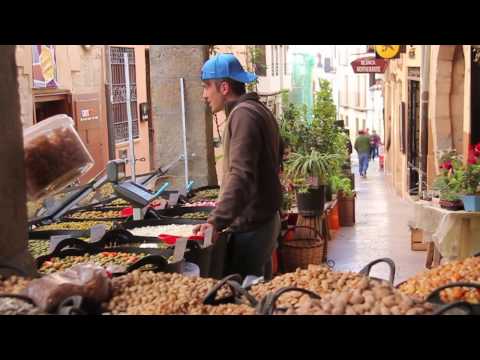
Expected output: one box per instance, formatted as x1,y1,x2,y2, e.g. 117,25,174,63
419,45,430,194
180,78,189,188
124,52,136,183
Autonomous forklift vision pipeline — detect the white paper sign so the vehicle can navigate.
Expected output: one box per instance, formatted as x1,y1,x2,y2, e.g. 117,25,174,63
168,193,180,206
49,235,71,253
203,227,213,248
139,243,159,249
90,224,107,243
172,237,188,263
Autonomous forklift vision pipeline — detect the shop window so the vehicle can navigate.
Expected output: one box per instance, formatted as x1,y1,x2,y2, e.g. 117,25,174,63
271,46,275,76
324,57,331,73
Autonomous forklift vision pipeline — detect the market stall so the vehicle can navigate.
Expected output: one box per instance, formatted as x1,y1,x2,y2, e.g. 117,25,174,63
410,200,480,266
2,255,479,315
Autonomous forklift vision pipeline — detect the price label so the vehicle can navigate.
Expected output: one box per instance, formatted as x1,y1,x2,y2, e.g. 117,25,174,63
168,193,180,206
139,243,159,249
172,237,188,263
49,235,71,253
90,224,107,243
203,226,213,248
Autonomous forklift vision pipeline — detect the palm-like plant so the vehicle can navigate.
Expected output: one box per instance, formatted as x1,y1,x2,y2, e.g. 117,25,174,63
286,150,343,192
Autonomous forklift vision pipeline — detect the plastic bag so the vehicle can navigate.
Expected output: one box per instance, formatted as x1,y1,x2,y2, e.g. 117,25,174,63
22,264,111,312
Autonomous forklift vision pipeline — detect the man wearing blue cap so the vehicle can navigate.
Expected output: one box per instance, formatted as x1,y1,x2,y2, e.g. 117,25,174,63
193,53,282,281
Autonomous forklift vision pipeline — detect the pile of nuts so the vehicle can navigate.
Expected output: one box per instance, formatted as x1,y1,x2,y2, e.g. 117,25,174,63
39,252,148,274
33,221,114,231
0,297,44,315
398,256,480,304
66,210,125,220
281,278,434,315
250,265,368,307
106,271,252,315
28,240,50,258
0,276,31,294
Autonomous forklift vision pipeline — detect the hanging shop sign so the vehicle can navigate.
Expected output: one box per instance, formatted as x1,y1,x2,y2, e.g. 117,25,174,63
351,56,388,73
32,45,59,89
375,45,401,59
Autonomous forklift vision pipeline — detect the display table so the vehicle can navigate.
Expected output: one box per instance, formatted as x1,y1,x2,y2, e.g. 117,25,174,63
410,200,480,263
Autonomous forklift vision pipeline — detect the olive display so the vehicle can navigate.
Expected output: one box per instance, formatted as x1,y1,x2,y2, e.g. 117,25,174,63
33,221,114,231
39,252,148,274
28,240,50,258
189,189,219,203
65,210,124,220
173,212,210,220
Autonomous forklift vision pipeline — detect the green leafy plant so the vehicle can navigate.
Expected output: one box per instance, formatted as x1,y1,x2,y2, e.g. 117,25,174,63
285,150,342,192
433,150,464,201
462,143,480,195
330,175,354,198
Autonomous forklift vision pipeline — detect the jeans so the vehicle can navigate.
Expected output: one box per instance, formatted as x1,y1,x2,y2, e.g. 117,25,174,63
358,152,370,176
225,212,281,281
370,145,379,159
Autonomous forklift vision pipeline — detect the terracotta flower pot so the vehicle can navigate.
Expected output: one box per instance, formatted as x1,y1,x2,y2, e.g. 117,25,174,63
439,199,464,211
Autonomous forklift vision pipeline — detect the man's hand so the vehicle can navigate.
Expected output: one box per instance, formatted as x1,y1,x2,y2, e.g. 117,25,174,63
192,223,219,243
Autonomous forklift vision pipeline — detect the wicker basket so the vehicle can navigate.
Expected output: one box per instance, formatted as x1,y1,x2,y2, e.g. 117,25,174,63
278,226,326,273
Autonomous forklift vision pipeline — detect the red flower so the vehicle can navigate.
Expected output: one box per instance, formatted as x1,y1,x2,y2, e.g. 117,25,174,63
474,143,480,156
468,150,478,165
440,160,452,170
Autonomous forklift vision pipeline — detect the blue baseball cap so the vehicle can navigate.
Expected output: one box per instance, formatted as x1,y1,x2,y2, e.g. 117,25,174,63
201,53,257,84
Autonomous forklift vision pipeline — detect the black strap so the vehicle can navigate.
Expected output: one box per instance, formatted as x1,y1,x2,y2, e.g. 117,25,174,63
203,274,257,307
426,282,480,305
358,258,396,285
432,301,475,315
256,287,321,315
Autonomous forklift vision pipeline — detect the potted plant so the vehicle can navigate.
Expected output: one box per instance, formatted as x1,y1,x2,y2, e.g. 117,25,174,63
460,143,480,211
285,150,342,216
433,150,464,211
331,176,356,226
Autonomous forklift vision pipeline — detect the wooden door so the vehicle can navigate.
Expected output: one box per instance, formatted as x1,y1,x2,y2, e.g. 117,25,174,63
74,93,106,184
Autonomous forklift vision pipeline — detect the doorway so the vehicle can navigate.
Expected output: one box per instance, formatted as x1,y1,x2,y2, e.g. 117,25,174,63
408,80,420,195
34,92,73,123
471,48,480,145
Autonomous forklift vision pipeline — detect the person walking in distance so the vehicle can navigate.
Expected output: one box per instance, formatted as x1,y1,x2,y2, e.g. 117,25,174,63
355,130,371,178
369,130,381,160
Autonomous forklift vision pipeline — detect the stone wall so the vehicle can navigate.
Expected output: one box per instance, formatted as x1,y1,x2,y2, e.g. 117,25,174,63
149,45,217,189
0,46,36,277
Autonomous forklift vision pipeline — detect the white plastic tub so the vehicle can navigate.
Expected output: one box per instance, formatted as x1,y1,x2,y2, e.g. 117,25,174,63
23,114,94,200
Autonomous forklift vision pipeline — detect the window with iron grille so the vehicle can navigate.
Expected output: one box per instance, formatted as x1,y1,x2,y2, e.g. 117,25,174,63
109,47,139,143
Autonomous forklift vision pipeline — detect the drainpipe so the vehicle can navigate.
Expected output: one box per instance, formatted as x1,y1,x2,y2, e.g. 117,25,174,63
104,45,116,160
419,45,430,194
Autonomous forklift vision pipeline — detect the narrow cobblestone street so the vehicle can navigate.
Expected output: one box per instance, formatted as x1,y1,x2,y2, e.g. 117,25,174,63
328,156,426,284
